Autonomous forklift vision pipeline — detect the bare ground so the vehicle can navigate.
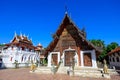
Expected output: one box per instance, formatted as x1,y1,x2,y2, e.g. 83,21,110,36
0,68,120,80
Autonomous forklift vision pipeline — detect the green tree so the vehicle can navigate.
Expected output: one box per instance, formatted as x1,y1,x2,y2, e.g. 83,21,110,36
0,44,5,46
89,39,105,48
89,40,119,62
105,42,119,64
98,42,119,62
89,39,105,61
106,42,119,53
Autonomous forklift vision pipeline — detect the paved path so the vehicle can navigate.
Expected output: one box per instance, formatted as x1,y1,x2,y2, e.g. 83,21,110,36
0,68,120,80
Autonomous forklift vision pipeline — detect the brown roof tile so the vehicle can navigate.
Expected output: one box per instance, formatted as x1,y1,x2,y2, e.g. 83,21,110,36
108,47,120,55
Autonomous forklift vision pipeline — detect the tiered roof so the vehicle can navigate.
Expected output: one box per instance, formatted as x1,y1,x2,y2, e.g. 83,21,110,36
5,33,35,49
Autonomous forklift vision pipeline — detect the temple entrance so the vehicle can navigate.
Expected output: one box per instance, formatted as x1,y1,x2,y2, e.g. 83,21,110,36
52,54,58,66
83,53,92,66
64,51,75,66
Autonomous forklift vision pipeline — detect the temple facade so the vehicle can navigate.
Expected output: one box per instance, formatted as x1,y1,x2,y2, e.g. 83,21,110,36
0,33,40,68
45,14,101,68
108,47,120,69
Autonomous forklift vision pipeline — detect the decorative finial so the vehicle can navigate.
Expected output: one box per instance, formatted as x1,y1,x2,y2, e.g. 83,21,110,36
30,38,32,41
65,5,68,14
68,46,71,49
23,34,25,37
27,34,29,38
14,31,17,37
20,31,22,37
38,43,42,46
14,31,18,40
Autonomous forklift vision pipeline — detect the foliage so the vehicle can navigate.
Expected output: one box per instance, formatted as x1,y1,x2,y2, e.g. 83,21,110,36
90,39,119,62
89,39,105,61
106,42,119,53
43,58,47,66
89,39,105,48
0,44,5,46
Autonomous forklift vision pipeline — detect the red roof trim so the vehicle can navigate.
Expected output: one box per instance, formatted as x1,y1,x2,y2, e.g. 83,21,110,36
108,47,120,55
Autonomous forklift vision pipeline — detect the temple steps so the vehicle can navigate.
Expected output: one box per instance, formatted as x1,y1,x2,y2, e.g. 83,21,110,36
34,66,52,74
33,66,118,79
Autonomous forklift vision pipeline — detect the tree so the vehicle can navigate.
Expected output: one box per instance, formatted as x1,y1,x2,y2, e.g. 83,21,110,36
89,39,105,48
106,42,119,53
89,40,119,62
89,39,106,61
104,42,119,64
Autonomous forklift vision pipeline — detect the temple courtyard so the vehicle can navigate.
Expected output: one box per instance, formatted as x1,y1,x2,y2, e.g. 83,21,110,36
0,68,120,80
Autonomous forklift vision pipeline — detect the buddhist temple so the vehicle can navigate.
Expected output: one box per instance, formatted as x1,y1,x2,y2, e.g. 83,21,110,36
45,13,101,68
108,47,120,69
0,33,40,68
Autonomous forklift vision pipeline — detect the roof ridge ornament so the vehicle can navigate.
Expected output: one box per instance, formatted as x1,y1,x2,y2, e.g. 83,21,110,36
23,34,26,37
68,46,71,49
14,31,17,37
20,32,24,40
65,5,68,15
14,31,19,41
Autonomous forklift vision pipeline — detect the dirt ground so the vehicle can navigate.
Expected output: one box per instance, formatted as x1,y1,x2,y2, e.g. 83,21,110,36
0,68,120,80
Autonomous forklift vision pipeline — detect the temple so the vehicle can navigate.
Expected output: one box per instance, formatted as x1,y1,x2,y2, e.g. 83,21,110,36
1,33,40,68
45,13,101,68
108,47,120,69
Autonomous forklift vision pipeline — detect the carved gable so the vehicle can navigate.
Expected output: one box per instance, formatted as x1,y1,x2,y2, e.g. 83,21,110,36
45,14,101,57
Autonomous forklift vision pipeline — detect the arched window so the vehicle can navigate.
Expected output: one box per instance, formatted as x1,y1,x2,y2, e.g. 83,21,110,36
116,57,119,62
113,57,115,62
118,52,120,56
109,57,111,61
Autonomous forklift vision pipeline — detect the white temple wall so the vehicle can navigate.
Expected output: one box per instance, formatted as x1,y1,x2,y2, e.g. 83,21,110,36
109,52,120,68
1,49,39,68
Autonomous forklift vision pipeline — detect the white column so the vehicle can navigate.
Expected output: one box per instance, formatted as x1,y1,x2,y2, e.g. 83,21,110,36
47,53,51,67
61,52,64,66
91,50,97,68
80,51,84,67
74,52,78,66
58,52,60,63
62,52,65,66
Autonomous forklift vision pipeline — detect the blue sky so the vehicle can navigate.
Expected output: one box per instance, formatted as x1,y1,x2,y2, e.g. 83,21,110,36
0,0,120,47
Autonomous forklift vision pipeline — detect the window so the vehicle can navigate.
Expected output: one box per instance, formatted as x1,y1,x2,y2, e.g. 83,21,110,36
116,57,119,62
118,52,120,56
109,57,111,61
113,57,115,62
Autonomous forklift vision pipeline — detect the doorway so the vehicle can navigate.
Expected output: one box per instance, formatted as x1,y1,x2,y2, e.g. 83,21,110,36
64,51,75,66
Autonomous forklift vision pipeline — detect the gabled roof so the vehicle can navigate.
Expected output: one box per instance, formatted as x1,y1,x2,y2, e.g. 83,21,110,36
45,13,102,56
11,34,33,45
4,33,35,49
108,47,120,55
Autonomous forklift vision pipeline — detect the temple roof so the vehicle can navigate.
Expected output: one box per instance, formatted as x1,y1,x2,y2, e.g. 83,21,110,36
108,47,120,55
4,33,35,49
11,33,33,45
45,14,101,56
